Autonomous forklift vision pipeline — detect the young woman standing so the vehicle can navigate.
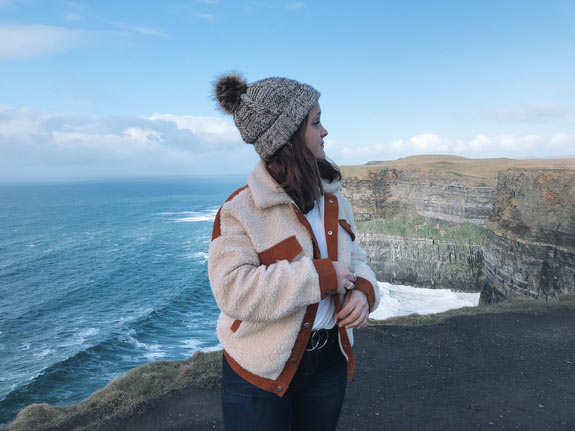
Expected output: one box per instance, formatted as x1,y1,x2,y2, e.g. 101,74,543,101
208,73,380,431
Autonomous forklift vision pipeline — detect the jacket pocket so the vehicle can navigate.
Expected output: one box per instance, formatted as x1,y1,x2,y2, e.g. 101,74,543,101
257,235,303,266
230,319,242,333
338,219,356,241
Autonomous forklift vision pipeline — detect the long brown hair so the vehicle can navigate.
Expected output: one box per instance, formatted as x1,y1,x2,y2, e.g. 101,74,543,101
266,114,341,213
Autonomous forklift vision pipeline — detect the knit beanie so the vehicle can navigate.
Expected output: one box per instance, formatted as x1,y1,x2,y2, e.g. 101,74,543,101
213,73,320,160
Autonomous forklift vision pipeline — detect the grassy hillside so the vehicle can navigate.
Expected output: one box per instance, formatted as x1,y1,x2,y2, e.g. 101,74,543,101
341,155,575,182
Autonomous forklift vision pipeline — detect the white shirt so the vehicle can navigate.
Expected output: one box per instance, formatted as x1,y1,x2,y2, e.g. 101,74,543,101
303,196,337,330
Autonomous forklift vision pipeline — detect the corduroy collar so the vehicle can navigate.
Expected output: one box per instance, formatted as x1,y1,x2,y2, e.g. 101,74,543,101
248,160,341,209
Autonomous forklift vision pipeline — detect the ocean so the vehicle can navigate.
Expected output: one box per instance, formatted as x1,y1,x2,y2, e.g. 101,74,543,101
0,178,479,424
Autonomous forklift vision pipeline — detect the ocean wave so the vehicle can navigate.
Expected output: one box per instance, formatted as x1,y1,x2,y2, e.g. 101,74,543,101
154,211,198,216
173,208,218,223
32,348,56,359
182,251,209,261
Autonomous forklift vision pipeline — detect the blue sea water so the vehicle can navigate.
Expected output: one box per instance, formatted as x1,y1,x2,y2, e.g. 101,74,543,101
0,177,245,424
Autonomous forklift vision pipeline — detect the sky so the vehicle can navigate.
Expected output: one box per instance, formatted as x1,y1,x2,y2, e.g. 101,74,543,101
1,0,574,181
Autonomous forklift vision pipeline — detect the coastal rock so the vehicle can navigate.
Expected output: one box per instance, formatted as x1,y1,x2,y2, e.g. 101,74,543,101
481,169,575,303
343,167,495,224
342,156,496,292
358,231,484,292
342,156,575,295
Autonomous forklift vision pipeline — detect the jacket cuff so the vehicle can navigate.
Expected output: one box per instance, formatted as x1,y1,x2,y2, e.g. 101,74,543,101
313,258,338,299
354,277,376,311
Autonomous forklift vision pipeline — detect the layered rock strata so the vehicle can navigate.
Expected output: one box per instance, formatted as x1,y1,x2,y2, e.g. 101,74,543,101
358,231,484,292
481,169,575,302
342,160,493,292
343,168,496,224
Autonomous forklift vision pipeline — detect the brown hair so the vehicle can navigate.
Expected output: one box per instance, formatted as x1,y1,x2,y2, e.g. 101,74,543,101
266,115,341,213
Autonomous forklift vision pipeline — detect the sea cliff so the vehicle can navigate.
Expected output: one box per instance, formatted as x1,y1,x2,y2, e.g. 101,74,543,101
480,168,575,302
341,155,575,297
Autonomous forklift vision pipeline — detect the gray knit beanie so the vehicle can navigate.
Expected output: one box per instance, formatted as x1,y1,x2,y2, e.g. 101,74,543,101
213,73,320,160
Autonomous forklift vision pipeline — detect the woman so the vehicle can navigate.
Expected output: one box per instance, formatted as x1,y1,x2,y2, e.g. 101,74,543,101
208,73,380,431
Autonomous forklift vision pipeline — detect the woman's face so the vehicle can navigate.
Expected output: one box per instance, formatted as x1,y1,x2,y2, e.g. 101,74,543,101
304,102,328,160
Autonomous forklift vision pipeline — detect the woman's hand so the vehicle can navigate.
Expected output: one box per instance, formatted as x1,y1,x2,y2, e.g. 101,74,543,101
336,289,369,329
331,261,356,296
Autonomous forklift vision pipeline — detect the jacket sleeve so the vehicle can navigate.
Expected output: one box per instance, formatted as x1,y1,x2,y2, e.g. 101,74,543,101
208,203,337,322
340,194,381,313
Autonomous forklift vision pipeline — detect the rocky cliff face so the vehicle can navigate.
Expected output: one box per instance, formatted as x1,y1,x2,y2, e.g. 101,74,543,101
342,158,494,292
341,156,575,296
480,169,575,302
343,169,495,224
358,231,484,292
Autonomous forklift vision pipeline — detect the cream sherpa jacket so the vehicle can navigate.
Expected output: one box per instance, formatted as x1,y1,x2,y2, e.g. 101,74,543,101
208,160,380,396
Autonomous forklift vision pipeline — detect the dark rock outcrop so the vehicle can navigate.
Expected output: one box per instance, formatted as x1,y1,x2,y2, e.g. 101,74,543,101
480,169,575,303
342,158,495,291
343,168,495,224
341,157,575,296
358,231,484,292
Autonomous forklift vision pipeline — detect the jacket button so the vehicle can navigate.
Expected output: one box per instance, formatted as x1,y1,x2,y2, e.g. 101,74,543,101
327,230,333,235
290,357,297,364
303,322,311,329
276,386,283,392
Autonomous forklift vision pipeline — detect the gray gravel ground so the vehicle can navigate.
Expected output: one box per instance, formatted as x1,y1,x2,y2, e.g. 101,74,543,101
67,308,575,431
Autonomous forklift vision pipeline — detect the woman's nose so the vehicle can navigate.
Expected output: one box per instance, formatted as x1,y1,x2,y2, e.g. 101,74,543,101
321,126,328,137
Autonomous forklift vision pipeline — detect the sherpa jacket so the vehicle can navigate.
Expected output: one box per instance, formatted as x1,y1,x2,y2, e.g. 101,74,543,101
208,160,380,396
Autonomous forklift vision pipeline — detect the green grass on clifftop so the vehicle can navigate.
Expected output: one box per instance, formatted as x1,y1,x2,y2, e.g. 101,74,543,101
8,350,222,431
340,155,575,182
356,210,485,243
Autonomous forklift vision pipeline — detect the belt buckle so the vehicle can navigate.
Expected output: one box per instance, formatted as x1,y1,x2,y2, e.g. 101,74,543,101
305,328,330,351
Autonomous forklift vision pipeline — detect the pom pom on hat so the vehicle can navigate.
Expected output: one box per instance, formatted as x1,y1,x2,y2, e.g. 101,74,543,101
213,73,248,114
212,72,320,160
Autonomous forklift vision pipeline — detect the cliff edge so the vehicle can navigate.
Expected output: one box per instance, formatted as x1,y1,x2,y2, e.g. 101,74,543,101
481,168,575,302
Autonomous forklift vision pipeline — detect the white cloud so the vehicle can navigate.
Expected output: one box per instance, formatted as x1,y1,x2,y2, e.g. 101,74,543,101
149,113,239,142
2,105,572,180
0,24,82,58
328,132,575,165
0,21,169,59
483,103,570,123
106,21,168,37
0,105,256,180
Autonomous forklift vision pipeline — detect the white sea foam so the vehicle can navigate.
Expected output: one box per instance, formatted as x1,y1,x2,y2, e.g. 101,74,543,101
181,339,201,351
155,211,198,216
144,350,167,360
371,282,480,321
78,328,99,338
119,330,167,359
116,308,154,325
33,348,55,359
193,251,208,261
174,208,218,223
70,327,100,345
198,344,223,353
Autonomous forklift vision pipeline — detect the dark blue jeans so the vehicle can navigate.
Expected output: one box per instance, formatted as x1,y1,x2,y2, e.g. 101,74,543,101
222,327,347,431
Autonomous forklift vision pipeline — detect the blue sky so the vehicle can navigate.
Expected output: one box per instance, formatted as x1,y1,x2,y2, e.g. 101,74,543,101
1,0,574,180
